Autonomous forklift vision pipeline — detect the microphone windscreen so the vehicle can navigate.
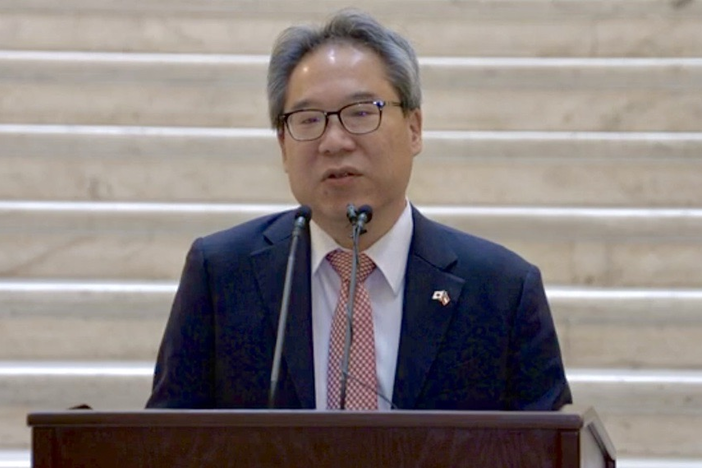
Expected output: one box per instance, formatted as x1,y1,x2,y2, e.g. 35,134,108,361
295,205,312,222
346,204,357,224
358,205,373,223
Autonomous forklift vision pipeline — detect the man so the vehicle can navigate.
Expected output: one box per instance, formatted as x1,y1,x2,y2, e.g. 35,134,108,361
146,9,572,411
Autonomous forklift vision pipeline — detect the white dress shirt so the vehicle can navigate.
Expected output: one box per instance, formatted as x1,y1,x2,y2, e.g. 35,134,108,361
310,202,413,410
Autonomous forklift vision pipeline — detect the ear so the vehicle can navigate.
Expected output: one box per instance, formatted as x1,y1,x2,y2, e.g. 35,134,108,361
277,129,290,173
407,108,423,157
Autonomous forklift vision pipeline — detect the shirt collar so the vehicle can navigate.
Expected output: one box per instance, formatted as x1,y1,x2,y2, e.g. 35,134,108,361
310,202,413,297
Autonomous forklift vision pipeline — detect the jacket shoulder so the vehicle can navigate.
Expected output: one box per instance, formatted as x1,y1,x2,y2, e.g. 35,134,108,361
194,209,294,257
415,211,536,280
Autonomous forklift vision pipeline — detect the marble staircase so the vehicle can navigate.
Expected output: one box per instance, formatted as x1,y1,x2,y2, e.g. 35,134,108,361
2,127,701,206
1,52,702,132
1,0,701,467
1,0,701,57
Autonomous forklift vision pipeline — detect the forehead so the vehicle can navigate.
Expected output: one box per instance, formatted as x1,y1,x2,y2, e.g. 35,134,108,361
285,43,395,109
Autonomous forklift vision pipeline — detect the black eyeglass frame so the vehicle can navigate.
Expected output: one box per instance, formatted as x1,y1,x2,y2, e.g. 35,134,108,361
278,100,404,142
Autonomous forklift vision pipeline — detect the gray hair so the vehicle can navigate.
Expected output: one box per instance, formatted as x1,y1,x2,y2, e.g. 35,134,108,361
267,9,422,130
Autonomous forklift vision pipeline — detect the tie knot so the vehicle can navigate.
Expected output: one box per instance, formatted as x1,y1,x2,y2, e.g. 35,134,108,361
326,250,376,283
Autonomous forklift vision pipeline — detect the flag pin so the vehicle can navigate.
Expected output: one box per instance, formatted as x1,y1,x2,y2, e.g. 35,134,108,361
432,290,450,306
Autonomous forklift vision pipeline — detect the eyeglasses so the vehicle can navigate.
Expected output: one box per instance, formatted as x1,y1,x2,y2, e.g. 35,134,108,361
278,100,403,142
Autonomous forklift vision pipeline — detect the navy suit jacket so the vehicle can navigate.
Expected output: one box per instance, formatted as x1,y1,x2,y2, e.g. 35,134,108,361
147,207,572,410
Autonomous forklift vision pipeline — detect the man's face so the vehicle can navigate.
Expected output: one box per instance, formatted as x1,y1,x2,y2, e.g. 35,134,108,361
278,43,422,236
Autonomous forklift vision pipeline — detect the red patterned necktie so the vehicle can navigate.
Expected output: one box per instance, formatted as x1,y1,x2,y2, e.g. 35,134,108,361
326,249,378,410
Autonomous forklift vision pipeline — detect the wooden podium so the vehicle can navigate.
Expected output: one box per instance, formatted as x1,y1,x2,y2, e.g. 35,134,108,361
28,407,615,467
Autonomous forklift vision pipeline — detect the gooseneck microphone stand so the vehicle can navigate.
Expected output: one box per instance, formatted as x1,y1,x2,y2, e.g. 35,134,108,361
268,205,312,408
338,204,373,409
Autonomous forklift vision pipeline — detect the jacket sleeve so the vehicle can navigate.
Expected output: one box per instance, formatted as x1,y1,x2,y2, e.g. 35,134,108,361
506,265,573,410
146,238,216,408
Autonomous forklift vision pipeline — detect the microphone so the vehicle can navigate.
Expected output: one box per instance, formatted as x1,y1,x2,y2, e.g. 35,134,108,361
345,204,372,233
346,204,358,225
268,205,312,408
338,204,373,409
355,205,373,236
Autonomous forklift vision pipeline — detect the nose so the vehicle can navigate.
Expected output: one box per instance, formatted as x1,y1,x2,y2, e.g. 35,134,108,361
317,114,356,155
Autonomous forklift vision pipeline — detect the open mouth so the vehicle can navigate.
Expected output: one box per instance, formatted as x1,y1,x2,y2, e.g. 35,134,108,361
329,172,354,179
325,169,360,180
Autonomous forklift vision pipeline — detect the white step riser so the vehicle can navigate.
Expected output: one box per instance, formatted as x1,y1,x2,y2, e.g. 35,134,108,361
1,1,701,57
2,58,702,131
2,130,701,206
1,373,700,457
2,206,701,286
1,288,701,368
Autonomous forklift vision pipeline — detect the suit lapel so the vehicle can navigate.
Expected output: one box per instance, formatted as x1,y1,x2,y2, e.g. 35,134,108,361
250,212,315,408
392,208,465,410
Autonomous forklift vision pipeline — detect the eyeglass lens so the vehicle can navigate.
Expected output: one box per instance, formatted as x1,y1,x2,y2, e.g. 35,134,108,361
286,102,382,140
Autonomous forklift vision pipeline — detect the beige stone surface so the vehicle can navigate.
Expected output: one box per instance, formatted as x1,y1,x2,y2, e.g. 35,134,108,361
2,205,701,286
2,129,701,206
559,322,702,370
2,283,701,367
0,282,171,361
571,374,702,415
609,245,702,287
1,56,701,131
0,1,701,57
0,233,190,280
409,158,702,207
0,314,166,361
0,373,152,411
599,413,702,458
425,88,702,132
552,289,702,369
0,407,30,449
8,202,699,242
0,58,269,128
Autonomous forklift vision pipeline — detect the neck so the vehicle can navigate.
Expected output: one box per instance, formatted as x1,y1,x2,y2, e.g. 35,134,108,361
321,201,406,251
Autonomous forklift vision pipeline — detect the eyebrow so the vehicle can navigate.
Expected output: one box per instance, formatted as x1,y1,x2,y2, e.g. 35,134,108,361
286,91,381,112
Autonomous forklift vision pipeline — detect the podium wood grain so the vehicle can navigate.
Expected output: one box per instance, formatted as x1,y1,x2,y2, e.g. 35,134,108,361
28,409,615,468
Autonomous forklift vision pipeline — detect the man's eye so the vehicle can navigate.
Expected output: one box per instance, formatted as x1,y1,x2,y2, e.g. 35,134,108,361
298,115,322,125
348,107,375,118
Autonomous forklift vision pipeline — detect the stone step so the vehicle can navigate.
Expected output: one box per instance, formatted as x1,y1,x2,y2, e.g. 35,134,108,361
2,125,701,207
0,0,700,57
551,287,702,369
0,281,171,362
1,202,701,287
1,52,701,131
1,364,700,458
1,280,701,370
0,451,27,468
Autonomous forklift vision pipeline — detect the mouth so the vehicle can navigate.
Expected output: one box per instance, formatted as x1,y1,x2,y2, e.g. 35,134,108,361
323,168,361,181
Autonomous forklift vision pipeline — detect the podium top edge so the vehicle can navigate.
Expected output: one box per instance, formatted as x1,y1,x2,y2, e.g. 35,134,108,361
28,409,591,430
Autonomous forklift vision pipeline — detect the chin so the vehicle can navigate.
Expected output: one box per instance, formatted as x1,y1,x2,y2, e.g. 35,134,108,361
315,202,352,223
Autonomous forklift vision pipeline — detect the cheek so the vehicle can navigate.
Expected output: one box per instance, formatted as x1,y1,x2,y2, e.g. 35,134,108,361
381,133,415,168
281,143,305,175
284,153,313,185
279,136,290,173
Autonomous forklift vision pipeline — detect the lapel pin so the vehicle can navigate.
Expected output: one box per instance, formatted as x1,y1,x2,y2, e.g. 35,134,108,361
432,290,450,306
